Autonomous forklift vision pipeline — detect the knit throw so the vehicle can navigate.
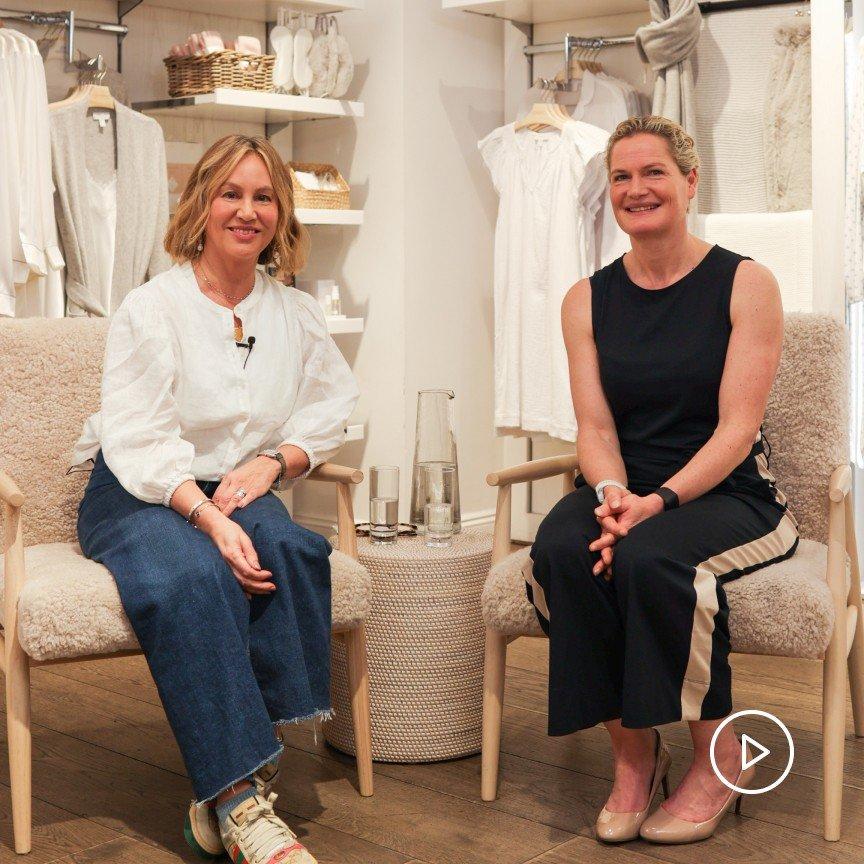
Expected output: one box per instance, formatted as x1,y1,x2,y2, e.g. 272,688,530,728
635,0,701,125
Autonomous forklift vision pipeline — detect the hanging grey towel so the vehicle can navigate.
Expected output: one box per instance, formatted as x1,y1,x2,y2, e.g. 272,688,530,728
635,0,702,135
763,21,811,213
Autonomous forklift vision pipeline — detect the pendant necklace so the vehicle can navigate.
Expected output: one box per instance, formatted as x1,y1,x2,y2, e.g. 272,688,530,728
196,262,254,342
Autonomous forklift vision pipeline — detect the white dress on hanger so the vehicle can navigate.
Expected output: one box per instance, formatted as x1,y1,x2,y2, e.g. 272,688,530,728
479,119,610,442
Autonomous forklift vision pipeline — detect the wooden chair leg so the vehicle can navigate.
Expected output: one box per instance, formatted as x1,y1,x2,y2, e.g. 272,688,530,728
481,628,507,802
6,647,31,854
823,640,846,842
345,625,373,797
823,494,849,843
845,496,864,737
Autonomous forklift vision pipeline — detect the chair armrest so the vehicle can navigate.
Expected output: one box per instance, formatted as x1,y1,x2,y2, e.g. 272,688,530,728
303,463,363,560
829,464,853,503
487,453,579,488
307,462,364,486
0,469,24,508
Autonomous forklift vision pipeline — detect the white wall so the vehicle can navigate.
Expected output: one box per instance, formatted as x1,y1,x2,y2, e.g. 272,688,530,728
292,0,503,530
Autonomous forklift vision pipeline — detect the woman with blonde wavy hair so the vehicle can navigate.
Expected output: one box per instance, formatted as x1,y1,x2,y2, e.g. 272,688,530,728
72,134,359,864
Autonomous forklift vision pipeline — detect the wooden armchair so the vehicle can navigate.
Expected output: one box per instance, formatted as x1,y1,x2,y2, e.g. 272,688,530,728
0,319,373,854
479,313,864,842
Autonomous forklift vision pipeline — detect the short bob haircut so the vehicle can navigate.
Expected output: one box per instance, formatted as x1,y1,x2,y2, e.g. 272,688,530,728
605,115,700,176
164,134,309,279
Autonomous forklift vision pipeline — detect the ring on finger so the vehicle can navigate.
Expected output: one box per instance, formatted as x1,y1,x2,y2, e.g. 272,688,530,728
233,488,247,500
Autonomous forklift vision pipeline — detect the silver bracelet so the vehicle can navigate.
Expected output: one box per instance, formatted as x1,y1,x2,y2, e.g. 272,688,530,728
595,479,628,504
186,498,216,526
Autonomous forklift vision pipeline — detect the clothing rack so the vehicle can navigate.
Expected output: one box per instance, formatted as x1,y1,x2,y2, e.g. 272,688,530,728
523,0,807,87
0,9,128,65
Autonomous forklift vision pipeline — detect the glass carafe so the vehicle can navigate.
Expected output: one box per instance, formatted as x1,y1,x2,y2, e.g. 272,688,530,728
410,389,461,533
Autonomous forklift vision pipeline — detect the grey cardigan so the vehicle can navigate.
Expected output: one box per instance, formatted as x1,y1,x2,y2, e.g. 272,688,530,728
49,100,171,317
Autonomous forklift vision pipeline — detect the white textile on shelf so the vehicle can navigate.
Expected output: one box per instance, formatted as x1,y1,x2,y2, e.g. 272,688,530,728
695,211,812,313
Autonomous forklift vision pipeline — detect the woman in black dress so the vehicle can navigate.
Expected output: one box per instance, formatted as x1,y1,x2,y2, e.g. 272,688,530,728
526,116,798,845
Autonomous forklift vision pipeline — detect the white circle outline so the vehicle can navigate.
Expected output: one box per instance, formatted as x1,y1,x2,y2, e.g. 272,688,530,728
709,709,794,795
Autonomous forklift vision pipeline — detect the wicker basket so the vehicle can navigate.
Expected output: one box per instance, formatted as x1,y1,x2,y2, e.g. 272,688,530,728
326,529,492,762
164,51,274,98
288,162,351,210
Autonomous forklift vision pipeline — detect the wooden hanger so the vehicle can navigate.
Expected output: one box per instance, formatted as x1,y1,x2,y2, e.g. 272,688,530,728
50,53,115,111
514,100,571,133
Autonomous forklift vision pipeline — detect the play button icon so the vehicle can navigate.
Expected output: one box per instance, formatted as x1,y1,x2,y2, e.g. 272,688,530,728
710,709,795,795
740,733,771,771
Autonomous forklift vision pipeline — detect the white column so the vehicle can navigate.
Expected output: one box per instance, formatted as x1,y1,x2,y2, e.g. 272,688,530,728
811,0,846,317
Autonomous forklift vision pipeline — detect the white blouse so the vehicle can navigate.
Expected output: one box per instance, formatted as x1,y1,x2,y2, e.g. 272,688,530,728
71,262,360,505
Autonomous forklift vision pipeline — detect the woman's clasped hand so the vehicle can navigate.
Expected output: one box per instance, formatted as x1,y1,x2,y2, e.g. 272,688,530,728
589,490,664,579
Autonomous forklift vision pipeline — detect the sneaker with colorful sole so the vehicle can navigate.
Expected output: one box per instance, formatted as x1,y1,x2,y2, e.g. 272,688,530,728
221,792,316,864
184,762,281,859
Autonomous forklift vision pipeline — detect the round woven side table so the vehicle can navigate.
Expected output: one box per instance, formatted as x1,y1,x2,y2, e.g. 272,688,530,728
326,528,492,763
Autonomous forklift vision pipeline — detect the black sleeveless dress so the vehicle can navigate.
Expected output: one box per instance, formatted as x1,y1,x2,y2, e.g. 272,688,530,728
526,246,799,733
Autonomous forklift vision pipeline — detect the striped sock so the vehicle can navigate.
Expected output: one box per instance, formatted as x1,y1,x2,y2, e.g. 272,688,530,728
215,783,257,830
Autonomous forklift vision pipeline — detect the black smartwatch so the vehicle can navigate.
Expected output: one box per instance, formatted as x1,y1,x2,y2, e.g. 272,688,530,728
654,486,679,511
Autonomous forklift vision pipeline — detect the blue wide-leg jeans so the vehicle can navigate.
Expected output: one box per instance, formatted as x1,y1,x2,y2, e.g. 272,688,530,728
77,451,332,803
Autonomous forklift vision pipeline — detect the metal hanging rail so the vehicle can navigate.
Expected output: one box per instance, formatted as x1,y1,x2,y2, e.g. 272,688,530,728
0,8,128,65
521,0,807,85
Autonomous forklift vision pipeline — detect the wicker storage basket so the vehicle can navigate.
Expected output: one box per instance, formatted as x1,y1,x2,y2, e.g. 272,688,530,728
288,162,351,210
164,51,274,98
326,529,492,763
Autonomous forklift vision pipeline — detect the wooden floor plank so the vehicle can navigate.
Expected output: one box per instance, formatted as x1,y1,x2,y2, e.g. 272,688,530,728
0,786,120,864
0,707,567,864
2,635,860,862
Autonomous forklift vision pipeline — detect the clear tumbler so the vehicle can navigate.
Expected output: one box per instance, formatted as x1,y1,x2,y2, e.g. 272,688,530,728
369,465,399,545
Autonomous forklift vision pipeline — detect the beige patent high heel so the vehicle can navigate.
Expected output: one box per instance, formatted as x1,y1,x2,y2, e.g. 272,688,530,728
595,729,672,844
639,742,756,844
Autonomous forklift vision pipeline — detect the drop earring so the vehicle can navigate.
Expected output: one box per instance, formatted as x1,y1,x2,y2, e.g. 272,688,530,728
196,240,204,252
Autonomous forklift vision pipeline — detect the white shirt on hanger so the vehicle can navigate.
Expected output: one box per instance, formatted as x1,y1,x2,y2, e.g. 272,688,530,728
568,70,632,269
0,28,64,317
71,263,360,505
479,119,611,442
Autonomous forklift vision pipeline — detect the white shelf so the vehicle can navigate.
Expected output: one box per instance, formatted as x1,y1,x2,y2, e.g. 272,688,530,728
442,0,645,24
132,89,364,124
120,0,364,22
327,316,364,334
297,209,363,226
345,423,365,442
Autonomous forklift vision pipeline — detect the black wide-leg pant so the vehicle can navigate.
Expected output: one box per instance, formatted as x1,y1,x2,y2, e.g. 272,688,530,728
526,477,799,735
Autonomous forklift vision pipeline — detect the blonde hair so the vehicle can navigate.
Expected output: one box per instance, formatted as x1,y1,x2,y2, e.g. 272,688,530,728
605,115,700,176
164,134,309,279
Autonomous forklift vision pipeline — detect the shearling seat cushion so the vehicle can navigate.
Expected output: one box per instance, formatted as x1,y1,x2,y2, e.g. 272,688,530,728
0,543,371,662
483,541,846,660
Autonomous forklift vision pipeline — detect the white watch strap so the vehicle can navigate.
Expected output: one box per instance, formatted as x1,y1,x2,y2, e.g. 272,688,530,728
595,479,627,503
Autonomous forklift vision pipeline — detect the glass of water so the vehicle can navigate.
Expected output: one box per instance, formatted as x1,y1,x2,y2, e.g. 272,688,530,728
424,502,454,547
369,465,399,545
422,464,455,547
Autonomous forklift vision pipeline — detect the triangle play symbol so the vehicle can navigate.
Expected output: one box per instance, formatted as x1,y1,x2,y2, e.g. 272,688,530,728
741,734,770,770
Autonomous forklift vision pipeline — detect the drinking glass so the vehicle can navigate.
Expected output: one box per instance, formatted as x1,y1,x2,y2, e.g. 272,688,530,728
369,465,399,545
424,502,454,547
420,464,455,547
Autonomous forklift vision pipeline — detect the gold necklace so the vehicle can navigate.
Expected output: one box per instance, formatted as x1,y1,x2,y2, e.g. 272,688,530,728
196,263,255,342
196,262,255,306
